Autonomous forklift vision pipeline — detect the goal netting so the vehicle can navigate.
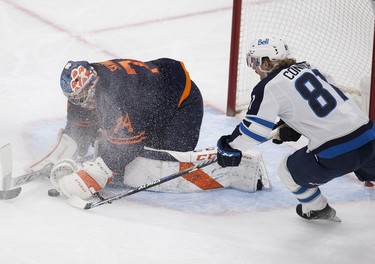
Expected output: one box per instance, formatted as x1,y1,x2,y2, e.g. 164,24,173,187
227,0,375,119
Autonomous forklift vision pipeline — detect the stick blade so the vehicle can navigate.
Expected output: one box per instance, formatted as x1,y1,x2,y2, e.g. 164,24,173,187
0,187,22,200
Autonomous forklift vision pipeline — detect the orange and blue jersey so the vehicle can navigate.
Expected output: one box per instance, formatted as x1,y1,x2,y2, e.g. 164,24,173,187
64,58,203,173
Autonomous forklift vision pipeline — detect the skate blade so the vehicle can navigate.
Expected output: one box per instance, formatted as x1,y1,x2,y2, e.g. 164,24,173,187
329,215,342,222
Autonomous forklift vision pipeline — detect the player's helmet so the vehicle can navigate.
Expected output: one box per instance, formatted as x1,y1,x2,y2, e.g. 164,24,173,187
60,61,98,109
246,37,290,69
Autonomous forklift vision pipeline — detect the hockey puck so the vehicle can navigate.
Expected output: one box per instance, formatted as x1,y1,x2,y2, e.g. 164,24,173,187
48,189,60,197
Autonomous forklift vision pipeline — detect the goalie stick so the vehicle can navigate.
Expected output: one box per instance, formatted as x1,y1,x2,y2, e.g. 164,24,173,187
11,155,92,188
0,142,95,200
0,144,54,200
0,144,22,199
12,164,54,187
68,157,218,210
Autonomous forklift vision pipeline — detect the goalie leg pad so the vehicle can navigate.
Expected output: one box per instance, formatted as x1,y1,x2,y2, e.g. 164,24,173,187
229,150,270,191
124,148,270,193
124,157,222,192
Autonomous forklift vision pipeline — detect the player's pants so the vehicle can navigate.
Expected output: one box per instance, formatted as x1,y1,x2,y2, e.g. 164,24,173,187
287,139,375,187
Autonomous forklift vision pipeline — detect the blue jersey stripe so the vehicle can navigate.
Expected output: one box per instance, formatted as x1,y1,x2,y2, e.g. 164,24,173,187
317,125,375,158
245,116,275,129
239,123,267,142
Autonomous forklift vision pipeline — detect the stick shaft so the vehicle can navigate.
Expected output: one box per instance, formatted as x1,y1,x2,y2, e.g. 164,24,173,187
85,158,218,209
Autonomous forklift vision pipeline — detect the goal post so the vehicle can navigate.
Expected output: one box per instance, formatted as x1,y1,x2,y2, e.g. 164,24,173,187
227,0,375,121
227,0,242,117
371,30,375,122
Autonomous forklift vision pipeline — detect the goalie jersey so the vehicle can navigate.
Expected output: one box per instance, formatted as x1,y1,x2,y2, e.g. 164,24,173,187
64,58,203,173
229,61,375,159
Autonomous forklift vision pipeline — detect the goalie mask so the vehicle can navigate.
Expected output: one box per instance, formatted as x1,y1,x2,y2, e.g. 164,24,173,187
246,37,290,71
60,61,98,109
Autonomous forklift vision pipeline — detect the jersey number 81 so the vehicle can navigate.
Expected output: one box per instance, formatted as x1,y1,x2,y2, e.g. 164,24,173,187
295,69,348,117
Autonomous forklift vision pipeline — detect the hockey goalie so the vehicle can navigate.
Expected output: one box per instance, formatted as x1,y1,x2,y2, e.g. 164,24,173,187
28,58,270,200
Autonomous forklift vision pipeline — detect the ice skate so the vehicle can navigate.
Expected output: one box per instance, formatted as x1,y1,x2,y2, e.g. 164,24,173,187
296,204,341,222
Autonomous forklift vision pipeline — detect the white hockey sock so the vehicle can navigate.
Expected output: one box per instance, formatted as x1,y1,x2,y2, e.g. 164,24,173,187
278,157,327,213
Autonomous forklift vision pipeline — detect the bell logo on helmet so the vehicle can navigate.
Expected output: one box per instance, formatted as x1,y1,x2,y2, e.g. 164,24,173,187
257,38,269,46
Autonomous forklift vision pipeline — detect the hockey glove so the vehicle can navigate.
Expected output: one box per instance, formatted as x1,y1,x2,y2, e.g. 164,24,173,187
50,159,78,189
217,135,242,167
58,157,113,200
272,120,301,144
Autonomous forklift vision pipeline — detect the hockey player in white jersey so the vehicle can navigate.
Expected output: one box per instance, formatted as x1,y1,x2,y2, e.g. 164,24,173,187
217,36,375,221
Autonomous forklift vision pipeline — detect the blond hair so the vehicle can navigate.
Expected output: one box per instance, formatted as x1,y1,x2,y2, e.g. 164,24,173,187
274,58,297,71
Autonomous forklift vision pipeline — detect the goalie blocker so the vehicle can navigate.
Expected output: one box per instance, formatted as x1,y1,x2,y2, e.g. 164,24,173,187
122,146,270,193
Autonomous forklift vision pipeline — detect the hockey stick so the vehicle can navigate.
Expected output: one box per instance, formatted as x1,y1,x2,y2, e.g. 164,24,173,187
0,144,54,199
10,155,91,188
0,144,22,199
68,157,218,210
12,164,54,187
0,141,96,200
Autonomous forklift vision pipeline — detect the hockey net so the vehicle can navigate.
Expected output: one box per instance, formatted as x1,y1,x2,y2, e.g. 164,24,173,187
227,0,375,119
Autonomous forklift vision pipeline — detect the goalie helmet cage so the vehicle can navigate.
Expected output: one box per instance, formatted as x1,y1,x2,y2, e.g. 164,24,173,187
227,0,375,122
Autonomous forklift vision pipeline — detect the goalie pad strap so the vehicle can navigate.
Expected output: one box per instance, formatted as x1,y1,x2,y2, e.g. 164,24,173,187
142,146,217,162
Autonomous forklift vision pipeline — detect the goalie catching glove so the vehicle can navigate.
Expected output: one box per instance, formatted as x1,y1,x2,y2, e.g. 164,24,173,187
28,130,78,172
55,157,113,200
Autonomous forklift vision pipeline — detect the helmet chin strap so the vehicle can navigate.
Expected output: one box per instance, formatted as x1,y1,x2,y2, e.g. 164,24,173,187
256,62,280,80
257,61,279,73
257,66,271,74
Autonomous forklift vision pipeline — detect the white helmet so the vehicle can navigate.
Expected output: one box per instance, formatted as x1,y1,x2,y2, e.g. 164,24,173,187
246,36,290,69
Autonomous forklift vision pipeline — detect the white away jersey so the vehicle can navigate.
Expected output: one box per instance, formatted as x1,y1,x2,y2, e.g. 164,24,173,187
229,62,374,158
